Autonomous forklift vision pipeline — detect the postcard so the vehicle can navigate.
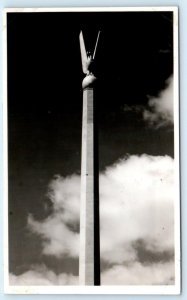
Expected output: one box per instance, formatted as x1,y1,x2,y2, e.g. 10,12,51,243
3,7,180,294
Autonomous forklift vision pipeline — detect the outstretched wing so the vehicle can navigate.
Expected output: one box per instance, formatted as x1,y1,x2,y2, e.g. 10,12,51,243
93,30,101,59
79,31,88,74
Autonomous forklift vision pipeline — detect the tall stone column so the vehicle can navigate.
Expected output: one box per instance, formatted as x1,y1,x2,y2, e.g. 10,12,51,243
79,86,100,285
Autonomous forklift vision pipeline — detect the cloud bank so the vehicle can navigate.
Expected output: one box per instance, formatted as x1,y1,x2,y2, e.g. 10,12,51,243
143,76,173,127
11,154,175,285
28,175,80,258
100,155,174,265
102,262,174,285
10,264,78,285
123,76,174,128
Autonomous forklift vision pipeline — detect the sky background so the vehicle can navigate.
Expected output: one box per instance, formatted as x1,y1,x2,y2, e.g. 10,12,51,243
7,11,176,285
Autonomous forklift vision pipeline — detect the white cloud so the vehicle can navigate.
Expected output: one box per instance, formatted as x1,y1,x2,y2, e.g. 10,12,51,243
100,155,174,264
27,174,80,258
143,76,173,127
9,264,78,285
101,262,174,285
28,213,79,258
47,175,80,223
17,154,174,285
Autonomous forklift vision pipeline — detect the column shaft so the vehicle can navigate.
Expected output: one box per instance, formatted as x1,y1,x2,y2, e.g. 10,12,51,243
79,87,100,285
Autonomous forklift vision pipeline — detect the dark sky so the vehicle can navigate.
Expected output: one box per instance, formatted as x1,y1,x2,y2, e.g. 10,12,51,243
7,11,174,278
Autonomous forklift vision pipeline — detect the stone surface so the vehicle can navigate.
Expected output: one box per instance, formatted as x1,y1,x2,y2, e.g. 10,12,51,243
79,88,95,285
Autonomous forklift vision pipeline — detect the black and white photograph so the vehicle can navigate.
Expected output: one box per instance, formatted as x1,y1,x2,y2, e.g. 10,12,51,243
4,7,180,294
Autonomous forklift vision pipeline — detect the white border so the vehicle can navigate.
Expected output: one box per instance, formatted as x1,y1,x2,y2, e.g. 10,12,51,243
3,6,180,295
173,7,181,295
3,6,9,296
4,7,177,12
